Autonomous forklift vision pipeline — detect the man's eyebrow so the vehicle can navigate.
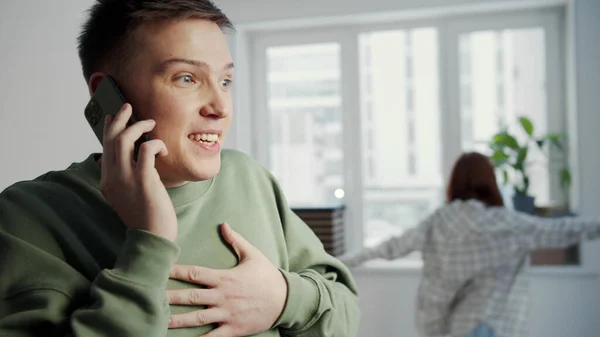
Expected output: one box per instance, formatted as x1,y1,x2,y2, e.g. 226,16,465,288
157,58,235,72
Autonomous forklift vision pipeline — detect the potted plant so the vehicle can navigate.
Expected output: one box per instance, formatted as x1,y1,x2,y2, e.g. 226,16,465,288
488,116,571,213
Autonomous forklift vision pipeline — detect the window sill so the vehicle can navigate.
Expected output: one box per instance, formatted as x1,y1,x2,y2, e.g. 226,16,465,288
350,260,423,276
350,260,599,279
527,266,599,279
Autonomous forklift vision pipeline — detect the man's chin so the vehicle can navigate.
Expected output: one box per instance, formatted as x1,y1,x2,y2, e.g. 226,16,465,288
156,158,221,186
189,160,221,181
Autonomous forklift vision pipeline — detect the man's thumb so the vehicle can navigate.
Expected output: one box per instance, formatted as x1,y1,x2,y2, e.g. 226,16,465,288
221,222,253,261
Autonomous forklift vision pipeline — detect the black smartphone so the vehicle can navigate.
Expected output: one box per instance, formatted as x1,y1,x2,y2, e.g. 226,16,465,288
84,76,150,160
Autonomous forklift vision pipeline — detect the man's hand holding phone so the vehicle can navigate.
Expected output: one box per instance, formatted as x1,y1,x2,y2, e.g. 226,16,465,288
100,103,178,242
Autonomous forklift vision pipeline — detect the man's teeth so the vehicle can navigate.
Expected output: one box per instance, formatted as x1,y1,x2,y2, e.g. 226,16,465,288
188,133,219,143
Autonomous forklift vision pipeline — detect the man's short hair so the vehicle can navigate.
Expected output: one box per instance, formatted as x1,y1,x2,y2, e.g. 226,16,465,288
77,0,235,83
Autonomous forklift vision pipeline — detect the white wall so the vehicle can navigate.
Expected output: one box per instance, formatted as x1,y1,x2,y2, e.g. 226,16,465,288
570,0,600,272
1,1,599,337
0,0,98,191
352,266,600,337
217,0,564,25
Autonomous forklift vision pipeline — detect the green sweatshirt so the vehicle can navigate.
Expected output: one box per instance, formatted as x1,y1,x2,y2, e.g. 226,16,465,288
0,149,359,337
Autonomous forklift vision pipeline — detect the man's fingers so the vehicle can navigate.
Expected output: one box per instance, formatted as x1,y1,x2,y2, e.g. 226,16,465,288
114,119,156,167
200,325,232,337
167,288,221,306
170,265,220,287
102,114,114,149
136,139,167,174
101,112,117,168
104,103,132,146
168,308,228,329
220,222,257,261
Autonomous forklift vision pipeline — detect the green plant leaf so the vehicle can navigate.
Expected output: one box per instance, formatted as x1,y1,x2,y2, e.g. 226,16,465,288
545,133,564,151
523,176,530,195
489,140,504,152
535,139,545,149
493,132,519,150
560,168,571,190
511,147,528,171
519,116,534,136
517,147,528,164
502,170,509,185
490,150,510,167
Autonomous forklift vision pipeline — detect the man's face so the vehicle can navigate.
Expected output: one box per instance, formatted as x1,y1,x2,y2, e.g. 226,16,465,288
117,19,233,187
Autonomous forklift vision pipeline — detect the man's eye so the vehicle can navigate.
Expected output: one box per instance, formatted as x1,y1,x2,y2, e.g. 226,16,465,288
177,75,194,85
221,79,232,88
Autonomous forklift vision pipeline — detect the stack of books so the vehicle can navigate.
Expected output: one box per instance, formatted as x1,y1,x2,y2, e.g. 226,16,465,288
292,205,345,257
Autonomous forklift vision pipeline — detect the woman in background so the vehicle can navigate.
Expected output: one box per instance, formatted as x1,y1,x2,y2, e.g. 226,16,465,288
340,152,600,337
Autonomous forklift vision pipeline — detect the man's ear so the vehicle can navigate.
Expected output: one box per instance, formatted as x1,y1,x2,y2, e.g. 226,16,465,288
88,72,108,95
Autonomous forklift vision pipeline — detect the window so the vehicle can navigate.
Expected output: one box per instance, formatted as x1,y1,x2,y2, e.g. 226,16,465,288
249,8,566,257
265,43,343,206
359,28,443,247
459,28,550,204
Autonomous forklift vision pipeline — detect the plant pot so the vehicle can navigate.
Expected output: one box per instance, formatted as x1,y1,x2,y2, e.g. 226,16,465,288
512,194,535,214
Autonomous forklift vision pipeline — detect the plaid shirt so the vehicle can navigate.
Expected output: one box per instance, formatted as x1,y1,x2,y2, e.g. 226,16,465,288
340,200,600,337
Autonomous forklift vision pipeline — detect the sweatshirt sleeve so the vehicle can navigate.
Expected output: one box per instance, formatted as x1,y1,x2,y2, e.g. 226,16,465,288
0,206,180,337
266,177,360,337
338,220,428,268
489,207,600,250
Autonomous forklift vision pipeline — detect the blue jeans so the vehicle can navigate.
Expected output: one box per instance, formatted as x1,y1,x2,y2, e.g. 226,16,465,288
465,323,496,337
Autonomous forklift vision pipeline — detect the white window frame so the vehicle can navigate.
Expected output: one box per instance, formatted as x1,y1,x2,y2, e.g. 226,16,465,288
442,9,566,201
251,28,365,251
235,6,567,260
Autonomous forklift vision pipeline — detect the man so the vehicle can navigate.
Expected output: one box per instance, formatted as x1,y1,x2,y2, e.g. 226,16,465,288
0,1,360,336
